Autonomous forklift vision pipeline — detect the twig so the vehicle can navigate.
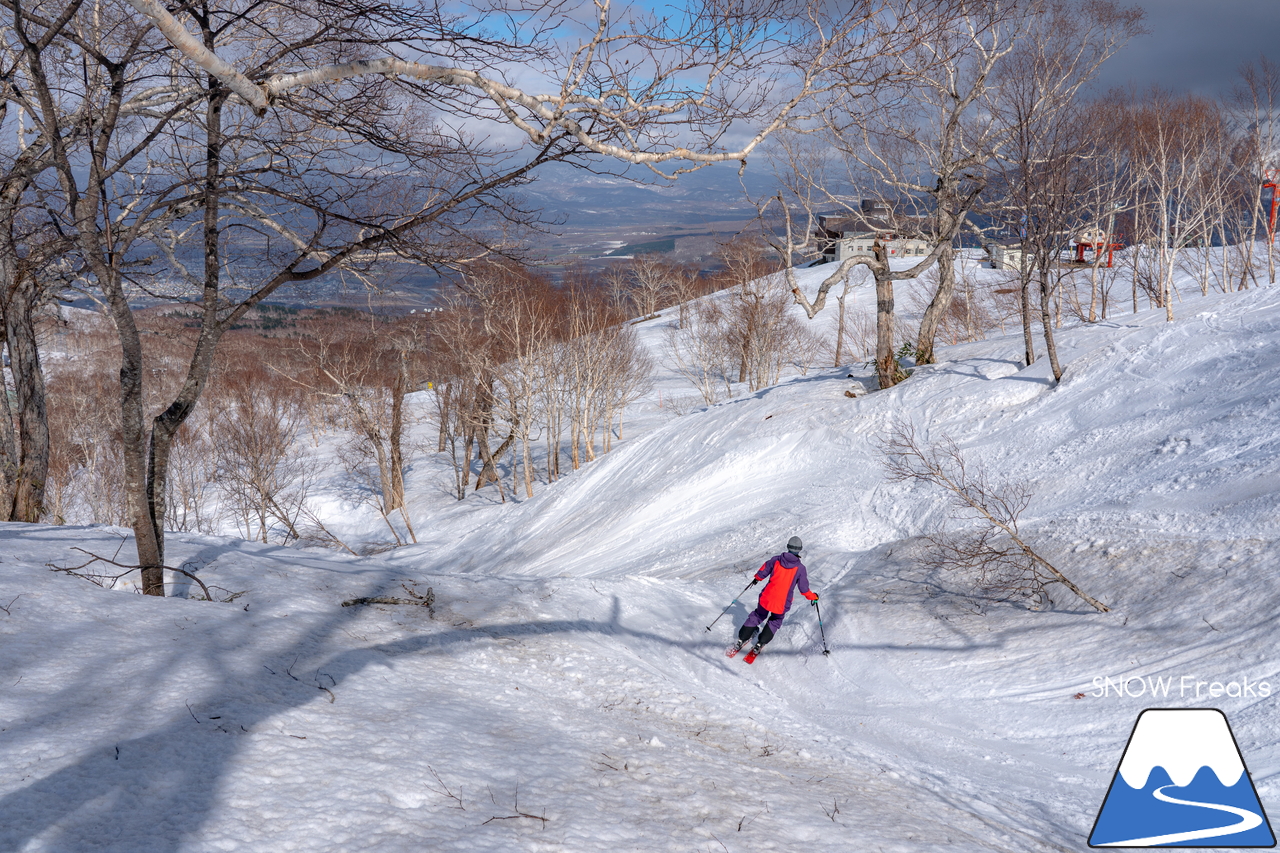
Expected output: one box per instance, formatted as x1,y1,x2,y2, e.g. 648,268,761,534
273,658,337,703
299,505,359,556
481,783,549,827
481,813,549,826
49,547,216,602
0,594,19,615
400,581,432,601
737,804,766,830
426,765,465,810
186,703,200,724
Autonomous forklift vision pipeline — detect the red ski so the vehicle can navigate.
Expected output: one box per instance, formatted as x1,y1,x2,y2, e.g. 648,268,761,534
742,645,763,664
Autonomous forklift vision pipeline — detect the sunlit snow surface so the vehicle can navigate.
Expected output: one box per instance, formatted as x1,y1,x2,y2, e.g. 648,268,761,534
3,253,1280,851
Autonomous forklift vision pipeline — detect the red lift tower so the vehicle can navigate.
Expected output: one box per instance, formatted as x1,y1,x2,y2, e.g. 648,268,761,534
1265,167,1279,244
1072,226,1123,267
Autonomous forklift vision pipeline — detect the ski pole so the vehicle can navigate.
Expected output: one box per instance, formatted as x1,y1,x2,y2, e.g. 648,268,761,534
814,599,830,656
705,579,755,632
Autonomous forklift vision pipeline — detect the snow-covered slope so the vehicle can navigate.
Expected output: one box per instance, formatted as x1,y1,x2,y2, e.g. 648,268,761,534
394,259,1280,577
3,264,1280,852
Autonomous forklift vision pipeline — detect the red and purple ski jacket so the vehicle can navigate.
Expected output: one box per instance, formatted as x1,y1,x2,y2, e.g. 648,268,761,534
754,552,818,615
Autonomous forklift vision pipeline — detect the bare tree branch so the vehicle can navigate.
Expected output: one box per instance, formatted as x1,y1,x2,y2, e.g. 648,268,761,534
49,546,218,602
120,0,915,176
878,418,1109,612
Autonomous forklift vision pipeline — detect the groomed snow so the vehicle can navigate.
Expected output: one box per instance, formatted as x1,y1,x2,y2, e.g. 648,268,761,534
3,254,1280,851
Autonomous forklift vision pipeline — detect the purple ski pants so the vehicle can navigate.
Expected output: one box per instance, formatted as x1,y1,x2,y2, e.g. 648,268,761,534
739,605,785,646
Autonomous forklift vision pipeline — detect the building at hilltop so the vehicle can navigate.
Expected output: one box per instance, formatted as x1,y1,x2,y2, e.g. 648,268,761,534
815,199,934,264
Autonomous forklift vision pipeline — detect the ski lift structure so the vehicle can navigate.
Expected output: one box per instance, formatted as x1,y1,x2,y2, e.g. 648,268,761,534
1264,167,1279,244
1071,225,1123,268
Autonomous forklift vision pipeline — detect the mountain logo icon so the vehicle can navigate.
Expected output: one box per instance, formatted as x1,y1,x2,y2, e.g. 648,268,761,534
1089,708,1275,847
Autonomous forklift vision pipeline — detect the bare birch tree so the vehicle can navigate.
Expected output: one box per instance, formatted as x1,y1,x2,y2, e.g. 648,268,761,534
768,183,954,389
991,91,1094,380
772,2,1135,384
626,254,678,321
0,0,143,522
1069,98,1136,322
1123,91,1229,322
984,1,1142,379
880,0,1028,366
532,277,650,478
429,301,486,499
769,0,1020,387
770,0,1138,388
14,0,908,593
122,0,907,176
664,299,735,406
212,383,309,544
296,315,429,538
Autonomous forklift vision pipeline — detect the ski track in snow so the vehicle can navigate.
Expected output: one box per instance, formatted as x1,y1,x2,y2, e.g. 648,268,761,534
2,253,1280,851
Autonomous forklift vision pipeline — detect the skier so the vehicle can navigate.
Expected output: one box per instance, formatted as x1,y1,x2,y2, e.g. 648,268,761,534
728,536,819,662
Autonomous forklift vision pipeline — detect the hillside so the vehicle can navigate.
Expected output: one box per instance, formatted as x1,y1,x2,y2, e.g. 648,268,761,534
2,260,1279,851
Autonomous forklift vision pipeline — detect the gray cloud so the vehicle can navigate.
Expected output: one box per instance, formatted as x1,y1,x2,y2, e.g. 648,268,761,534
1091,0,1280,98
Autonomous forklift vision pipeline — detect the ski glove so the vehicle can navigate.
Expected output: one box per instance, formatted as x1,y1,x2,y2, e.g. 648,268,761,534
749,578,760,587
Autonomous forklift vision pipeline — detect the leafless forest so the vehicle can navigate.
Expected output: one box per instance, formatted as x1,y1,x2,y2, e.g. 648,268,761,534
2,0,1277,592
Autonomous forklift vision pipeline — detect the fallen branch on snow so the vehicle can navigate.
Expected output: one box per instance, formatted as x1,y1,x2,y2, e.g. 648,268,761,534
481,783,548,827
341,582,434,608
878,418,1110,613
342,596,427,607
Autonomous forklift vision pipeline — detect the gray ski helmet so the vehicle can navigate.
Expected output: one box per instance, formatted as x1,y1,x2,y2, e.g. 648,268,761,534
787,536,803,554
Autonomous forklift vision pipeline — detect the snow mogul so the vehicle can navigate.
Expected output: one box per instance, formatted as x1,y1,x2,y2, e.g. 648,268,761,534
728,536,820,662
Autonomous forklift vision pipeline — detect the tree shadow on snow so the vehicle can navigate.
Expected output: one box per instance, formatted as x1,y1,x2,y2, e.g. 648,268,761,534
0,540,429,853
0,565,810,852
0,529,1076,853
925,356,1060,388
